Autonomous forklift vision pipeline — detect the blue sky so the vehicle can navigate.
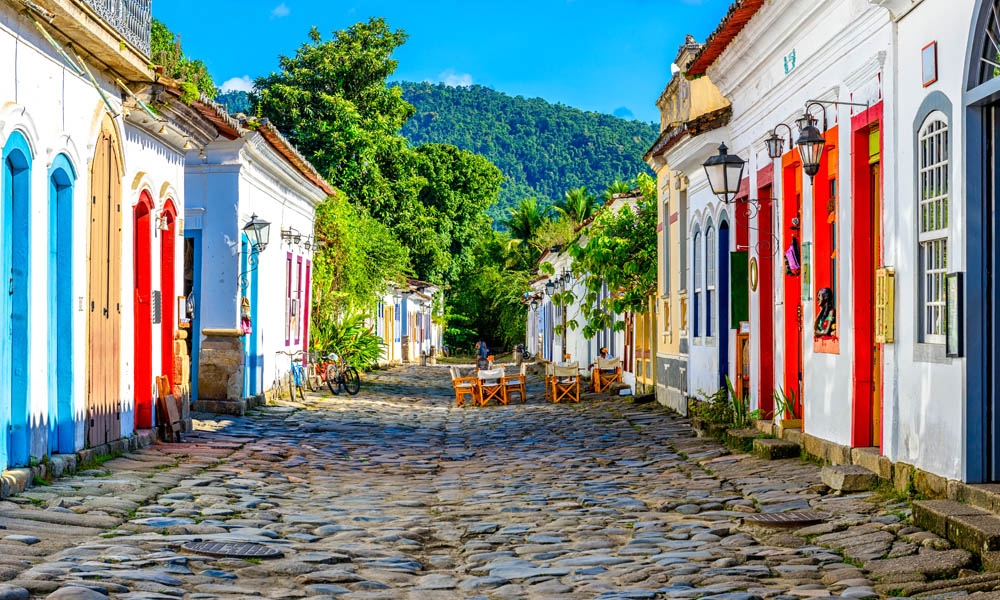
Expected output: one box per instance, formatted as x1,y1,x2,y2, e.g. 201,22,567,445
153,1,733,123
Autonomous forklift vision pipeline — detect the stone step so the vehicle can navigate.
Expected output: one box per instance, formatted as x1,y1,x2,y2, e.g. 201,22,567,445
912,499,1000,569
752,438,800,460
820,465,879,493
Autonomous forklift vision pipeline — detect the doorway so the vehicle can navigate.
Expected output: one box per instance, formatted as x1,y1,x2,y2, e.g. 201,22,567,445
851,105,883,449
719,219,731,388
160,202,176,393
782,152,804,420
88,118,123,447
2,131,32,467
183,232,201,401
133,193,153,429
49,155,76,454
758,182,775,416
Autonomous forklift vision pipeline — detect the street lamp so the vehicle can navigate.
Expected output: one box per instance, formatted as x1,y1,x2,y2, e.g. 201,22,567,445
243,214,271,254
702,143,746,203
545,279,556,295
530,298,539,310
795,112,826,179
765,123,795,160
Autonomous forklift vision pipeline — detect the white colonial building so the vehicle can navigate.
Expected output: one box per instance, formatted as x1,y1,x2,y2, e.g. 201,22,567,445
0,0,199,467
184,100,332,412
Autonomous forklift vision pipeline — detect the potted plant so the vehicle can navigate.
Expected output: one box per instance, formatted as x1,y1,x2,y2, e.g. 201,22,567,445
773,386,802,431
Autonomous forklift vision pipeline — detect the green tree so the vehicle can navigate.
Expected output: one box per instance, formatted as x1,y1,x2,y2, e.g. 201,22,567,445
150,19,216,99
253,18,419,221
602,179,633,202
565,174,658,339
501,197,551,269
311,194,410,328
406,144,503,284
554,186,599,225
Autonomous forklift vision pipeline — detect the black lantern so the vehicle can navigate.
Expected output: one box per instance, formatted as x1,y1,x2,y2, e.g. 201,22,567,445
243,214,271,253
795,115,826,178
765,123,794,160
530,298,539,310
702,143,746,203
545,279,555,295
764,132,784,160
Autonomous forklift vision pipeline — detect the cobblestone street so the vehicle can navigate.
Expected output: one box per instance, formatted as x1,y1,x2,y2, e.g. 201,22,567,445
0,365,982,599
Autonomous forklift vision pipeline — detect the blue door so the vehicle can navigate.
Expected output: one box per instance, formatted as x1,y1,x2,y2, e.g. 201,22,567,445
3,132,32,468
49,155,75,454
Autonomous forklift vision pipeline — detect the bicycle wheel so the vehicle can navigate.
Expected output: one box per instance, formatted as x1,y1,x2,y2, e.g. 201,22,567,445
326,364,340,395
306,365,319,392
344,366,360,395
288,371,296,401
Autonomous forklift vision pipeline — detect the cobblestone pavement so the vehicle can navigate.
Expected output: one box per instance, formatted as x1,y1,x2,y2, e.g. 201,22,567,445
0,365,986,599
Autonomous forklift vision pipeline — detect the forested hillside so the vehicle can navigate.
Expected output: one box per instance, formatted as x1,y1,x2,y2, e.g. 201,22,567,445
397,82,658,218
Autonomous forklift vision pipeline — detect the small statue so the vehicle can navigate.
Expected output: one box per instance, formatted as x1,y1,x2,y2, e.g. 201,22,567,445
815,287,836,337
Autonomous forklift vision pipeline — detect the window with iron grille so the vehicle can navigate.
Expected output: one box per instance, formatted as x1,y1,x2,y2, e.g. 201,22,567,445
918,115,949,344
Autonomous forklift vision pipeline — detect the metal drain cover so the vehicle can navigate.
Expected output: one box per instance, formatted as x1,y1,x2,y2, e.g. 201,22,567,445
181,541,283,559
742,510,830,528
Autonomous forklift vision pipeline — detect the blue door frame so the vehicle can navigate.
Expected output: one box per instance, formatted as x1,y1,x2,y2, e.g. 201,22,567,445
3,132,32,468
48,155,75,454
719,220,731,389
185,230,202,402
240,236,261,397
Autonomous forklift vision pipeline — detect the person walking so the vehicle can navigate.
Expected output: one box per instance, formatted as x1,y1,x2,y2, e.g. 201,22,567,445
475,340,490,370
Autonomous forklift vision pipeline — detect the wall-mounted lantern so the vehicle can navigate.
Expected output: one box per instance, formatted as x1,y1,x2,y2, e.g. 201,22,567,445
702,142,746,203
243,213,271,254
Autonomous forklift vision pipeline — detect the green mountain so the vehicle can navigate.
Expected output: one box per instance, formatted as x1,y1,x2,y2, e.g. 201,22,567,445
396,82,658,220
215,90,251,114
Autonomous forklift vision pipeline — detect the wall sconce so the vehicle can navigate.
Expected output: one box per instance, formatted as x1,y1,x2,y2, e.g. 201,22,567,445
158,123,167,135
157,213,170,232
545,279,556,295
794,99,869,181
281,227,302,244
702,142,746,203
765,123,794,160
198,147,207,159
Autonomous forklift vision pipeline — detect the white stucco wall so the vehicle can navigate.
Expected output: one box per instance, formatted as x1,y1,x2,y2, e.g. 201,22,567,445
883,0,972,480
0,4,183,460
707,0,893,449
185,133,321,398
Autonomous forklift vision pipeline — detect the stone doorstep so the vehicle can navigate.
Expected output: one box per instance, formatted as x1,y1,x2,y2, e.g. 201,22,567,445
851,446,893,480
953,482,1000,515
913,500,991,542
820,464,879,493
752,438,800,460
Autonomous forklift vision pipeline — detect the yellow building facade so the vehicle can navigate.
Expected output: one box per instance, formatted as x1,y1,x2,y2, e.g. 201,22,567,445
645,36,730,413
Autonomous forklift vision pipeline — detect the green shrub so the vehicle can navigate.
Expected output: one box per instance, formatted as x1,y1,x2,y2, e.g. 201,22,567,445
312,311,385,371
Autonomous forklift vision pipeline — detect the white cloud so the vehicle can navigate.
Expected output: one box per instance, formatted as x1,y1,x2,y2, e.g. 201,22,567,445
438,69,473,88
271,3,290,18
220,75,254,93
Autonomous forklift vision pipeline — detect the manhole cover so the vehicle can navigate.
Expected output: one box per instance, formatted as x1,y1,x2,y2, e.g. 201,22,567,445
742,510,829,528
180,541,283,559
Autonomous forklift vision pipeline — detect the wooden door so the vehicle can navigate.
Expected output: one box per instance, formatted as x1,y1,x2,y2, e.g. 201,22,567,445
871,160,883,447
88,121,123,447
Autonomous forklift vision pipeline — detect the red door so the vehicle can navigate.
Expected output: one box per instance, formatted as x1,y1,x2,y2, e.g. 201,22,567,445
160,202,176,391
133,193,153,429
757,178,775,416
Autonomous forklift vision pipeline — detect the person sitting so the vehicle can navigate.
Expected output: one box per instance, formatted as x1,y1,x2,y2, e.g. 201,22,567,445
592,347,622,393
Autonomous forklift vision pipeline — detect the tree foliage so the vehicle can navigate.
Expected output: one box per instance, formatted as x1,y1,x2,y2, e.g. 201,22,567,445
398,81,658,220
150,19,216,99
253,18,419,221
311,195,409,326
564,174,658,339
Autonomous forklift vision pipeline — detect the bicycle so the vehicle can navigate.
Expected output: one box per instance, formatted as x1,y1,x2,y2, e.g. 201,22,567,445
305,351,336,392
325,353,360,395
277,350,306,401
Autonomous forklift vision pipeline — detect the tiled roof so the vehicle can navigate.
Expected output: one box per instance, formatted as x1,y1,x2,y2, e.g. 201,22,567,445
686,0,766,77
170,87,337,197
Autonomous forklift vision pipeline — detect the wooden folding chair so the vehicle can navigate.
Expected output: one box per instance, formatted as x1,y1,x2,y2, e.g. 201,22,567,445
450,366,478,407
551,363,580,404
503,363,527,404
155,376,183,442
592,357,623,393
476,368,507,406
544,362,554,402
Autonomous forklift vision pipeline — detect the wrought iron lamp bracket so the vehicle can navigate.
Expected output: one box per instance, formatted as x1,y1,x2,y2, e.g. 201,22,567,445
804,99,870,131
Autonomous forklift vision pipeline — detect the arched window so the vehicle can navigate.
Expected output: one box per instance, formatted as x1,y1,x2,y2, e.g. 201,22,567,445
706,220,716,338
693,224,701,338
918,113,949,344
